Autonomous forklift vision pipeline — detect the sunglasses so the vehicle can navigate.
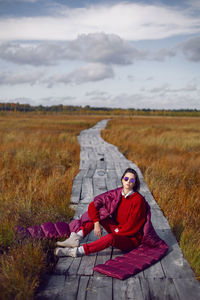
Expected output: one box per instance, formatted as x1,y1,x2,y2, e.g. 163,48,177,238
124,176,135,183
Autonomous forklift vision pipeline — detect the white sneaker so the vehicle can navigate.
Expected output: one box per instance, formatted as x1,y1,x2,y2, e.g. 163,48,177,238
54,247,77,258
56,232,82,248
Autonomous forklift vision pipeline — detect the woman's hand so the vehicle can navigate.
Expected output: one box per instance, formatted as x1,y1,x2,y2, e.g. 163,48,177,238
94,221,102,238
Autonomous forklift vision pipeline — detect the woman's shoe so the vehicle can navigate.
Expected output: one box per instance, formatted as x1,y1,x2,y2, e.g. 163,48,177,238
56,232,82,248
54,247,77,258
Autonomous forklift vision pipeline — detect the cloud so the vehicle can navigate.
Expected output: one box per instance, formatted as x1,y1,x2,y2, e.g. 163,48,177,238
41,96,76,106
150,83,198,94
0,0,39,2
45,63,114,87
0,33,147,66
153,48,177,61
74,33,147,65
0,69,44,85
180,36,200,61
85,90,109,97
0,62,114,87
0,42,63,66
0,2,200,41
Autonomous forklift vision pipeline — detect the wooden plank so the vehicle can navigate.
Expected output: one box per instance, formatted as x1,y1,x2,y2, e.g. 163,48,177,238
58,275,80,300
81,177,93,202
150,208,171,230
161,244,195,278
36,275,65,300
53,257,73,275
113,277,144,300
78,254,97,276
86,276,112,300
86,163,96,178
106,178,118,191
73,204,89,219
143,260,165,279
173,278,200,300
76,276,90,300
95,247,112,267
70,179,82,204
68,257,82,275
147,278,180,300
155,229,178,250
140,190,160,209
106,160,116,170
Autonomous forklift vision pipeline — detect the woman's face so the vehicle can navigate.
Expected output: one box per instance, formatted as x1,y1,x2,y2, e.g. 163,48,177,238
122,172,136,191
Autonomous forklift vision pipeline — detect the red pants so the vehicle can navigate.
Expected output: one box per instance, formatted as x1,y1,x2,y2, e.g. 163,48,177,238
80,218,139,255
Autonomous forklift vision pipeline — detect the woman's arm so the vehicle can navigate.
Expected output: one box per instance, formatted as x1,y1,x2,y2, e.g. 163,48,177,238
88,202,102,237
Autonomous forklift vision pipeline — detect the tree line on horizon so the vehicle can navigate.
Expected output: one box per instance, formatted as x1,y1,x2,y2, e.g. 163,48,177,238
0,102,200,117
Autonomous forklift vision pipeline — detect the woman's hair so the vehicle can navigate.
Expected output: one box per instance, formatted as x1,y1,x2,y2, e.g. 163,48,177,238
121,168,140,191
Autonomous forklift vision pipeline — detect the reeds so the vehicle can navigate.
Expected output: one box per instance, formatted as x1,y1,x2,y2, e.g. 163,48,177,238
0,113,103,299
102,116,200,278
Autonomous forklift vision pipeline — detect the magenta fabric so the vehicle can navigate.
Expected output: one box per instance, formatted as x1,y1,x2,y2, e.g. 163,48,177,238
16,221,70,239
28,225,45,239
54,222,70,237
93,205,169,279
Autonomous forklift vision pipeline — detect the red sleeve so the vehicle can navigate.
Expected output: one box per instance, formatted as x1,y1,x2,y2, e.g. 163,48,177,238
117,196,146,237
88,201,100,223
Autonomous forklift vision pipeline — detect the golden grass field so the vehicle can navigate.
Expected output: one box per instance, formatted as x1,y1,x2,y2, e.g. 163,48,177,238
0,113,103,300
102,116,200,279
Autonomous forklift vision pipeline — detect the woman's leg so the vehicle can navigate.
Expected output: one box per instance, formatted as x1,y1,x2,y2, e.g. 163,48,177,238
79,221,94,237
83,233,138,255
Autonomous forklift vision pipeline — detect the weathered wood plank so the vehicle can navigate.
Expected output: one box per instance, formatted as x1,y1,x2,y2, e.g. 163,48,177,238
143,260,165,279
76,276,90,300
70,179,82,204
53,257,73,275
147,278,180,300
95,247,112,267
113,277,144,300
36,275,65,300
68,257,82,275
173,278,200,300
73,203,89,219
86,276,112,300
58,275,80,300
77,254,97,276
106,178,118,190
80,177,93,202
161,244,195,278
150,208,171,230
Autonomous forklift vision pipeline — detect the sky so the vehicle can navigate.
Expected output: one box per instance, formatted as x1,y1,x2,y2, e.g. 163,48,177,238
0,0,200,109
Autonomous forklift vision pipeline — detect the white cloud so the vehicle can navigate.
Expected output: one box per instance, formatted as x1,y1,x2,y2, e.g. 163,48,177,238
0,33,147,66
153,48,177,61
0,62,114,87
150,83,198,94
180,36,200,61
45,63,114,87
0,69,44,85
0,2,199,41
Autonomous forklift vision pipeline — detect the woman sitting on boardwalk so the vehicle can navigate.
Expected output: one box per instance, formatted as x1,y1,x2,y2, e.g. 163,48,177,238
54,168,147,258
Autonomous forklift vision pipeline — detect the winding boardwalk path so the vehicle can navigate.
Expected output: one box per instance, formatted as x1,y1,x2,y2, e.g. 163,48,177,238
36,120,200,300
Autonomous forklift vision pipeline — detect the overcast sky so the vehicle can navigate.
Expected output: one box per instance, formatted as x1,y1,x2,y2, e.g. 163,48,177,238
0,0,200,109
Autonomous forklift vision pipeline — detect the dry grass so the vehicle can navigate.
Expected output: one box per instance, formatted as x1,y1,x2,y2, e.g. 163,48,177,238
102,116,200,278
0,113,103,299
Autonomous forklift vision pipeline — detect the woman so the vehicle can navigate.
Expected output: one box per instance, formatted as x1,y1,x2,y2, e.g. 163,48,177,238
54,168,147,258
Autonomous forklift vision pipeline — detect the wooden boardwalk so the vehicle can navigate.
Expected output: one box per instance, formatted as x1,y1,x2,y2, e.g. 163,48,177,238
36,120,200,300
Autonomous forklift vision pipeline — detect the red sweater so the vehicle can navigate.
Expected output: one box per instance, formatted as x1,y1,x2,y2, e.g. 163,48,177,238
88,192,147,239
